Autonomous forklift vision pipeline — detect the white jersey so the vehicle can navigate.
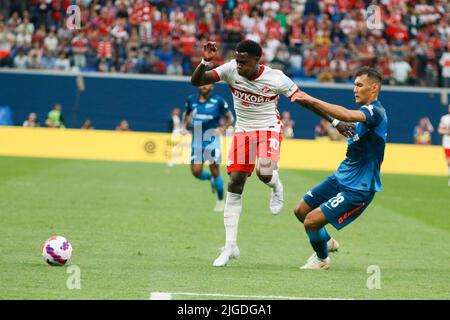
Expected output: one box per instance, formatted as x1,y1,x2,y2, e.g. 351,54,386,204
439,114,450,148
212,59,299,133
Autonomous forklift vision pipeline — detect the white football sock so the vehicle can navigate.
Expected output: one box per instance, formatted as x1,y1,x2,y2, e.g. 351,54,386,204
224,192,242,249
266,169,282,192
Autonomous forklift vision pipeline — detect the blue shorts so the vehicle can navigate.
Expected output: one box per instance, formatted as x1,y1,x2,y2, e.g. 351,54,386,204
191,136,222,164
303,175,375,230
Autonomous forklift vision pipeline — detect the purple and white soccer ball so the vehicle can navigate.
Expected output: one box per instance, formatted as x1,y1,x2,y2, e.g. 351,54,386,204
42,236,72,266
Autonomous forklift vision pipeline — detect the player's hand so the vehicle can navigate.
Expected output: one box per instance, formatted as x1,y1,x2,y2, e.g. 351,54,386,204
203,41,218,61
290,91,314,104
335,121,356,138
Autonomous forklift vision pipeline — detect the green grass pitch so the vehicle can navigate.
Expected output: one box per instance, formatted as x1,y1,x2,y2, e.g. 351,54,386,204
0,156,449,299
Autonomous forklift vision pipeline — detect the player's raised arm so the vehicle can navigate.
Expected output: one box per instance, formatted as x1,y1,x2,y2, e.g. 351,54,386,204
292,91,366,123
191,41,220,86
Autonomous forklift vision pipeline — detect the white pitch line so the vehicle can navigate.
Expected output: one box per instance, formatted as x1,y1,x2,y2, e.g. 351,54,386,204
150,292,173,300
149,291,353,300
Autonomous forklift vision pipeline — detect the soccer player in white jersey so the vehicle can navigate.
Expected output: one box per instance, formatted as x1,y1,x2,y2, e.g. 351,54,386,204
191,40,355,267
438,104,450,186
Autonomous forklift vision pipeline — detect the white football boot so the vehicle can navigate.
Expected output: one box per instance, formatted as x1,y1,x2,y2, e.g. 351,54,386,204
328,238,340,253
300,253,331,270
214,200,225,212
270,181,284,215
213,246,240,267
305,238,339,263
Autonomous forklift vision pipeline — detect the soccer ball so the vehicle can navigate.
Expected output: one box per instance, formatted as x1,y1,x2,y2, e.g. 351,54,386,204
42,236,72,266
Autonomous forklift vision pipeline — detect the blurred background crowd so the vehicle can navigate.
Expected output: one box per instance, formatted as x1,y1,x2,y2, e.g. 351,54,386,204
0,0,449,87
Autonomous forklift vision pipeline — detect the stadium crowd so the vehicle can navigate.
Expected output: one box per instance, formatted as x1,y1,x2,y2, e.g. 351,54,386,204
0,0,449,87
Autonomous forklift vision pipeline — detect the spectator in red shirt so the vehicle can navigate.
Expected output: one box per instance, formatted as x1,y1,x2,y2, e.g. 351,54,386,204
153,12,171,41
71,30,89,69
179,30,197,73
33,24,46,46
303,50,319,77
224,10,242,52
303,14,317,43
184,6,197,23
97,35,113,60
0,0,448,88
266,14,283,40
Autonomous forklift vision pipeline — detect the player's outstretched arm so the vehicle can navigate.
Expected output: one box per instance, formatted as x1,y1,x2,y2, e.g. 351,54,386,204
191,41,220,87
292,91,366,123
291,92,356,138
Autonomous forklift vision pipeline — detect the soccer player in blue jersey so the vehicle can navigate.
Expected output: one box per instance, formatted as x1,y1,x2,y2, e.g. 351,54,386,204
182,84,234,212
291,67,387,269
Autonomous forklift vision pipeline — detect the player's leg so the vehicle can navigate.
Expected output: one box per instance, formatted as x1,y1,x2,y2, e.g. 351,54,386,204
209,163,225,211
295,176,340,223
300,208,332,269
214,132,255,267
256,157,284,214
255,131,284,214
213,171,248,267
294,177,340,265
190,144,211,181
301,188,375,270
294,199,339,252
190,163,211,180
255,157,275,183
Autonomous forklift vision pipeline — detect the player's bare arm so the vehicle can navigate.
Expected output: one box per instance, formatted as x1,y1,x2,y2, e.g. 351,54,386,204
191,42,220,86
216,111,234,135
292,91,367,123
180,111,191,134
291,93,356,138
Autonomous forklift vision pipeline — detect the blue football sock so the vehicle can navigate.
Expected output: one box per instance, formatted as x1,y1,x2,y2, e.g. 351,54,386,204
196,170,211,181
306,227,329,259
213,175,224,200
323,227,331,242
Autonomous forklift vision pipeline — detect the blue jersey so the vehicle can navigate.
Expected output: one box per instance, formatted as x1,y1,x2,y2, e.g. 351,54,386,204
334,100,388,192
185,94,229,134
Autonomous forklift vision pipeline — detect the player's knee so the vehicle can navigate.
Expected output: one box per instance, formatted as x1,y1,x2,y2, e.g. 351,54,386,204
303,215,320,231
228,172,247,194
294,200,310,223
257,173,272,184
228,180,244,194
227,175,246,194
293,205,306,223
191,168,202,178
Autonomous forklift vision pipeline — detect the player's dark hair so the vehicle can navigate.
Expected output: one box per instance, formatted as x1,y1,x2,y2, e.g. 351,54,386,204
354,66,382,84
236,40,262,58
